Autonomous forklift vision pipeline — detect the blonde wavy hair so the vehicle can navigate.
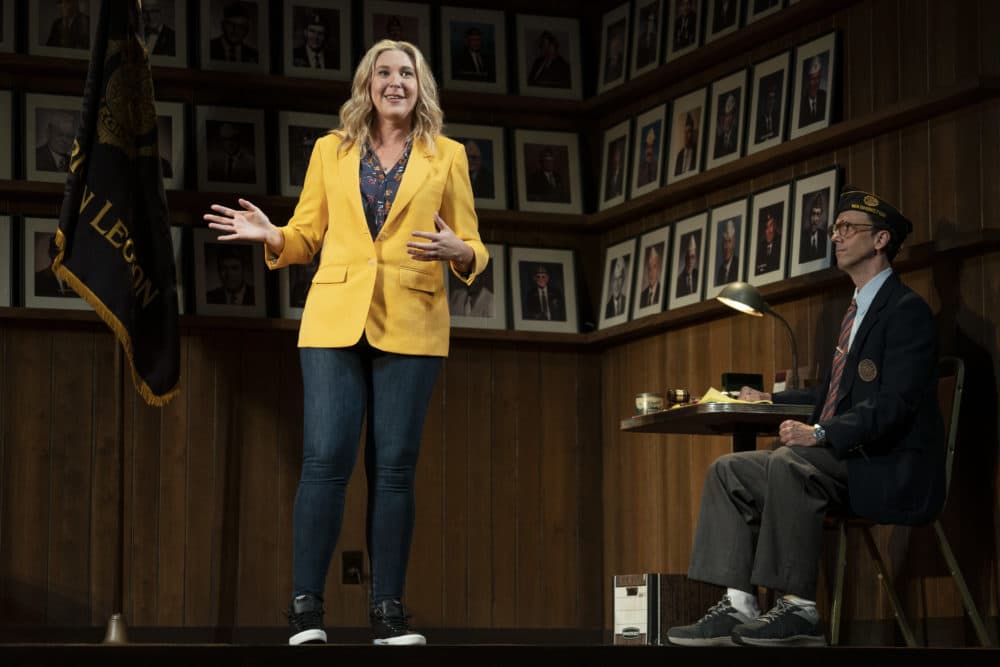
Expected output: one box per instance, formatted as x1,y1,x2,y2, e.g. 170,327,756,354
335,40,443,154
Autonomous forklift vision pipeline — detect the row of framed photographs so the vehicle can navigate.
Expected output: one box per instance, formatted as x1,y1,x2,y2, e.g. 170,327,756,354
1,1,804,101
598,30,837,208
597,0,799,94
0,0,583,99
596,165,841,330
1,89,577,213
3,90,330,196
1,216,314,319
1,160,836,332
0,216,577,335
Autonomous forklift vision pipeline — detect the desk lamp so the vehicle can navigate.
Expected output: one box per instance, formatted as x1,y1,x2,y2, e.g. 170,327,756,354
716,281,799,390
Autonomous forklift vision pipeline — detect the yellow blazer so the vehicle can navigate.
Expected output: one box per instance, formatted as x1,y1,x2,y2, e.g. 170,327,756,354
266,132,488,357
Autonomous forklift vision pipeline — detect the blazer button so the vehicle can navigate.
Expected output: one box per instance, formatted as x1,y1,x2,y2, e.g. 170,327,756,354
368,258,376,266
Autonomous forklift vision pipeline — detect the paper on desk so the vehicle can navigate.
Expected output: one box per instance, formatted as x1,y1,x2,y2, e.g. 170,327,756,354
699,387,773,404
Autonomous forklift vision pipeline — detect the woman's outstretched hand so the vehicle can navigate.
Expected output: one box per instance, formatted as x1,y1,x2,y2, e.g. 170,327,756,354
204,198,283,252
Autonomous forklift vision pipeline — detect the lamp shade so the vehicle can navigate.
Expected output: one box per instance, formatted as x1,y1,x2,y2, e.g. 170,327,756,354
715,281,799,389
716,281,770,317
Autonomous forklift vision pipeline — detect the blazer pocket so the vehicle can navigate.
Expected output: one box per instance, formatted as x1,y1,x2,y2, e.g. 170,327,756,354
399,266,438,294
313,265,348,284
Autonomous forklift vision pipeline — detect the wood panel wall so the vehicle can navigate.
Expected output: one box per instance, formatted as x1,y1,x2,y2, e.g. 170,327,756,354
1,0,998,648
597,0,1000,646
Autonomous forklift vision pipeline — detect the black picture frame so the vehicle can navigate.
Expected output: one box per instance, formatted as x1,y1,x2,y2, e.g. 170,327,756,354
510,246,578,333
748,181,793,287
747,50,791,155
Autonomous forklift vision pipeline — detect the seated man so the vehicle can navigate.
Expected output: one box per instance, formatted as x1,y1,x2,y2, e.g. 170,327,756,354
666,186,944,647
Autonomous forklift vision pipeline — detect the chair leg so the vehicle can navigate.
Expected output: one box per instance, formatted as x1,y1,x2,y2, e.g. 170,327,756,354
830,519,848,646
932,519,996,647
861,527,918,647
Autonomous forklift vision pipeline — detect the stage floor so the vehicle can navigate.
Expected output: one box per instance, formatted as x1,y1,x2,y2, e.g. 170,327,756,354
2,643,999,667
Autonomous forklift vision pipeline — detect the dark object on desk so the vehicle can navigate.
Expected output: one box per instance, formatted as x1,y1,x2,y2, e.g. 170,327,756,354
722,372,763,392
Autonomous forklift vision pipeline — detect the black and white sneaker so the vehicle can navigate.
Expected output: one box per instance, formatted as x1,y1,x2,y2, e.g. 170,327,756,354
731,597,826,647
370,599,426,645
665,595,753,646
287,593,327,645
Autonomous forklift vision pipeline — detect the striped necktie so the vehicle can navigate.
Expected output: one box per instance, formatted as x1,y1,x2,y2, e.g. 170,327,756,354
820,299,858,421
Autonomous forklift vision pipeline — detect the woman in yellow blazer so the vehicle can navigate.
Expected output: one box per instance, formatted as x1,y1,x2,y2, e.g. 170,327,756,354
205,40,487,647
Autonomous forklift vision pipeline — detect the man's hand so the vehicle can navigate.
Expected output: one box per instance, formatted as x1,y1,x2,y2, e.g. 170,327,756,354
738,386,772,402
778,420,818,447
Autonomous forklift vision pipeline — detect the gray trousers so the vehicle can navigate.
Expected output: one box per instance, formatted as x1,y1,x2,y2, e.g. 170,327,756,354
688,445,849,599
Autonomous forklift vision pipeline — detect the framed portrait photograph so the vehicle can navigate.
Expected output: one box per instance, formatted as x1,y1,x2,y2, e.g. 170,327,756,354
200,0,270,73
510,246,578,334
445,123,507,210
279,252,321,320
363,0,431,52
746,0,783,24
155,100,185,191
706,196,749,299
0,90,11,179
0,0,14,53
143,0,188,67
789,166,841,278
597,3,630,95
790,31,838,140
668,211,709,310
196,105,267,195
440,6,507,95
705,68,748,171
514,129,582,215
0,216,10,307
665,0,702,63
23,217,89,310
170,226,185,315
516,14,583,100
445,242,506,330
28,0,98,59
748,182,792,287
665,86,707,186
630,103,667,199
599,120,631,211
705,0,742,44
283,0,352,81
278,110,338,197
631,225,670,320
630,0,663,79
597,237,637,330
747,50,791,155
25,92,81,184
193,227,266,318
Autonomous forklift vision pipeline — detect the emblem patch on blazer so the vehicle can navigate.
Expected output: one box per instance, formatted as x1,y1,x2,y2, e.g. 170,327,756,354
858,359,878,382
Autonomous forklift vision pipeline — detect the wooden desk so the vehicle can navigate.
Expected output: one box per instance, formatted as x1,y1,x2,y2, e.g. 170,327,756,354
620,402,815,452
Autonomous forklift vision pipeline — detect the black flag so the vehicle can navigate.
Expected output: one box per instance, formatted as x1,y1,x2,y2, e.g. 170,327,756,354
53,0,180,406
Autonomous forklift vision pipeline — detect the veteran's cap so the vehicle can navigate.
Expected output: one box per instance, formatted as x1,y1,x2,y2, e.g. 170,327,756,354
837,185,913,241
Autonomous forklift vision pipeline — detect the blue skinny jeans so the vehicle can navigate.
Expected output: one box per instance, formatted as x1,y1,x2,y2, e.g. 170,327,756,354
292,340,441,606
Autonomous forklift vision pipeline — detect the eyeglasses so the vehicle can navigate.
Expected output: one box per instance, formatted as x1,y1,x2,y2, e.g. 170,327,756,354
828,220,875,239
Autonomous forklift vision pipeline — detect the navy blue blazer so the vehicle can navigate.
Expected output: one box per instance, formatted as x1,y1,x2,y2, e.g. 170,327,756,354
775,273,945,525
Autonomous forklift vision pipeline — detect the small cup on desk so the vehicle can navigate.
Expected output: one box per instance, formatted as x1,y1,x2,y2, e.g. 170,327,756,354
666,389,690,406
635,392,665,414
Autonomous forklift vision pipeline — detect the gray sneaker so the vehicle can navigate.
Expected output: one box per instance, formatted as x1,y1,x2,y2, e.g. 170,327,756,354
665,595,753,646
731,597,826,647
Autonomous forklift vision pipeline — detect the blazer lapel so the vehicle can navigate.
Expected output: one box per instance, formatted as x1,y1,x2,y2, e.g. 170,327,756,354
839,274,898,399
382,141,432,233
336,141,368,237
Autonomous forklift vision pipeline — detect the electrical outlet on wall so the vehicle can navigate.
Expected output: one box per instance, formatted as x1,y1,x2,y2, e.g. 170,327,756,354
342,550,363,584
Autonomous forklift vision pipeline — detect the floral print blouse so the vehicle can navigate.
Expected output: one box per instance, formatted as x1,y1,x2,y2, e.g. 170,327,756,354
360,139,413,240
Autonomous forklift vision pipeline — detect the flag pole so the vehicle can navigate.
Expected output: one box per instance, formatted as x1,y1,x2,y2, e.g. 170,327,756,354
103,344,129,645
